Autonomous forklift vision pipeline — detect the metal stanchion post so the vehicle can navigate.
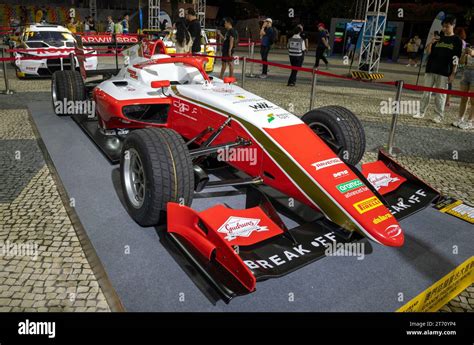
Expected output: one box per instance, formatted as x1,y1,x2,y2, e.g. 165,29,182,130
69,52,75,71
248,42,255,77
387,80,404,155
309,68,317,110
241,57,247,88
1,47,13,95
114,34,119,71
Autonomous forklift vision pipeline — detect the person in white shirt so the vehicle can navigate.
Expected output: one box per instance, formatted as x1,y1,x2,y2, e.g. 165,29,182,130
453,44,474,130
287,26,307,86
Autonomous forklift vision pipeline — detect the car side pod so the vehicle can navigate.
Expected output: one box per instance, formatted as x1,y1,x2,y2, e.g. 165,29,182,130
166,203,285,294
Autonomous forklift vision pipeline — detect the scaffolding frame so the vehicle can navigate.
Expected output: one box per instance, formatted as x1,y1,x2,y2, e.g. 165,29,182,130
89,0,97,22
194,0,206,29
357,0,389,74
354,0,367,20
148,0,161,30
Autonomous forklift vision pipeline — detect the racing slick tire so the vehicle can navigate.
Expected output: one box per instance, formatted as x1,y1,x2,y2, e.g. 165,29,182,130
51,70,86,116
302,105,365,166
120,128,194,227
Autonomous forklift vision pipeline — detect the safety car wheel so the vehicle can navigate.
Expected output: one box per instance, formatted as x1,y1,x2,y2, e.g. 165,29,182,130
120,128,194,226
51,70,86,116
302,105,365,166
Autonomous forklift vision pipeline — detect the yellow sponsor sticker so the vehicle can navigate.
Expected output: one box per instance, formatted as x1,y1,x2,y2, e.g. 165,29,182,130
353,196,383,214
397,256,474,312
372,213,393,224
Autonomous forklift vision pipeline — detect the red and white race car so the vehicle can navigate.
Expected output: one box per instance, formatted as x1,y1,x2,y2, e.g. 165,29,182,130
12,23,98,78
51,40,440,301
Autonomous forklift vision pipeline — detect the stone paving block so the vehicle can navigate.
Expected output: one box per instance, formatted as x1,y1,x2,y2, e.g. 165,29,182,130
0,113,111,312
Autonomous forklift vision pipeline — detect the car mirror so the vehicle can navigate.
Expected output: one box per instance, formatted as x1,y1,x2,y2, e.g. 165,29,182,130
151,80,171,88
224,77,236,84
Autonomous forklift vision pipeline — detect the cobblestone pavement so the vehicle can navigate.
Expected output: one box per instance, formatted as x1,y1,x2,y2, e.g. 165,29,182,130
0,54,472,312
0,109,111,312
439,284,474,312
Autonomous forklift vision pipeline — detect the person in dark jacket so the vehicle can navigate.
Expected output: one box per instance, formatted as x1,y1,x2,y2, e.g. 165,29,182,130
218,17,238,79
259,18,275,78
287,26,306,86
413,15,463,123
121,14,129,34
186,8,201,54
314,23,330,69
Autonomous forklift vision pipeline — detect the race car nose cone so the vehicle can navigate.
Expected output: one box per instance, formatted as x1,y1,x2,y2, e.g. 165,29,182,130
379,224,405,247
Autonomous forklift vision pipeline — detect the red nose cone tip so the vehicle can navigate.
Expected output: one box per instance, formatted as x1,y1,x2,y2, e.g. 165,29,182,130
377,224,405,247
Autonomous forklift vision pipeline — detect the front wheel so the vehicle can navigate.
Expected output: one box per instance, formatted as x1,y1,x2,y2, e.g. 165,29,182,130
120,128,194,226
51,70,86,116
302,105,365,166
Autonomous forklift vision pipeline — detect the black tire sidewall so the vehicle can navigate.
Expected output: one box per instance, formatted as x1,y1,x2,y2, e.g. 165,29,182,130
302,105,365,165
120,132,162,226
120,128,194,227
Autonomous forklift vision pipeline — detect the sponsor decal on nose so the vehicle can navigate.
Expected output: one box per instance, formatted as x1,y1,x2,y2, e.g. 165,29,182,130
336,179,364,193
353,196,383,214
217,216,268,241
311,158,343,171
384,224,402,239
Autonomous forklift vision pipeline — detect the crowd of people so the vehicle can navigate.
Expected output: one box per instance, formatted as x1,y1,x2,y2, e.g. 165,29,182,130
217,15,472,130
412,15,472,130
65,14,129,34
6,8,473,130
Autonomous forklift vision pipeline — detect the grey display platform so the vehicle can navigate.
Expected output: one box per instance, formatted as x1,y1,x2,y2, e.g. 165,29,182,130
29,101,473,312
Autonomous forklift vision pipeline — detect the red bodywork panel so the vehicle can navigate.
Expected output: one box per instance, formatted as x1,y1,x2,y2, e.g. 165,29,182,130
264,124,405,247
93,90,172,129
362,161,407,195
167,203,286,292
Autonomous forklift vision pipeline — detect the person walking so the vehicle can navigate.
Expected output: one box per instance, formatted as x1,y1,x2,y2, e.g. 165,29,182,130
314,23,330,69
218,17,238,79
413,15,463,124
172,19,193,54
121,14,129,34
106,16,115,33
287,26,306,86
259,18,275,79
114,19,123,34
452,44,474,130
88,16,96,34
405,37,420,67
446,27,467,107
66,17,78,34
185,8,201,55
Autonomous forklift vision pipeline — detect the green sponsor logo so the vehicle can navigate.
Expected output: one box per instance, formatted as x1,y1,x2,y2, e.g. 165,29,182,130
267,113,275,123
337,179,364,193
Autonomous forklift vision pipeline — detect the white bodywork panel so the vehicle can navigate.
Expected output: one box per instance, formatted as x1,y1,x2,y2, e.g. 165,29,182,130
97,52,302,130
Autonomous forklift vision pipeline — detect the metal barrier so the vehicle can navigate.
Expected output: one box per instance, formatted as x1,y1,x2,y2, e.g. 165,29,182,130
241,57,247,88
387,80,404,155
248,42,256,78
1,47,13,94
309,69,317,111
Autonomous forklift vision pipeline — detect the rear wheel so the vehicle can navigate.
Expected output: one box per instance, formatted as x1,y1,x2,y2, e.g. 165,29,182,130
51,70,86,116
120,128,194,226
302,105,365,166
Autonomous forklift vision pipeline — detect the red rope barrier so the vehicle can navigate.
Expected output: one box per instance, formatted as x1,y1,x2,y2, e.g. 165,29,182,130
4,46,474,98
220,54,474,98
7,47,124,54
